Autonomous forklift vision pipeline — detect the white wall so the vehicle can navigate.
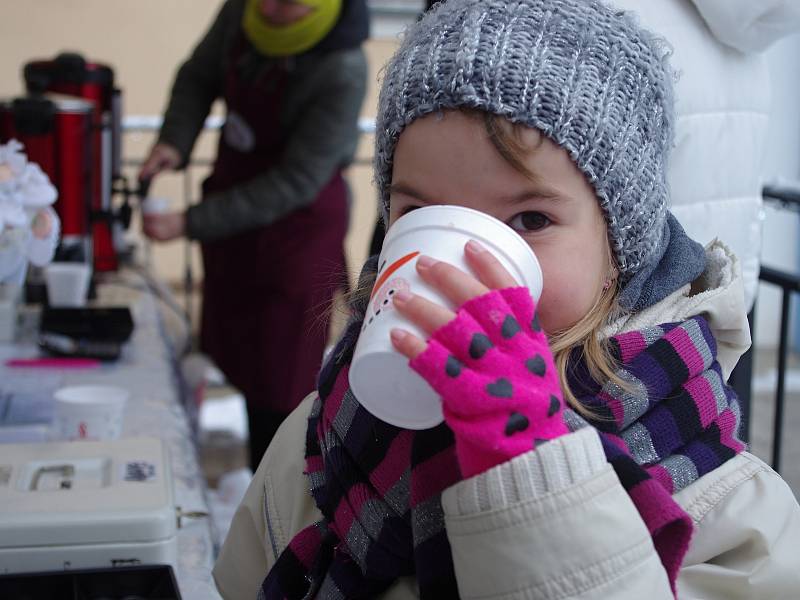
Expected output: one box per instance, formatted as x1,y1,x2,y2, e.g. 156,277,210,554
755,32,800,349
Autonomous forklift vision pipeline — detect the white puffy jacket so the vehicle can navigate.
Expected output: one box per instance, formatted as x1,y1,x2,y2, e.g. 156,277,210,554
213,242,800,599
609,0,800,309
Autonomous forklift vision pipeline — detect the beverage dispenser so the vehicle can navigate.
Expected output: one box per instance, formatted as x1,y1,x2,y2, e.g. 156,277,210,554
23,53,125,271
0,95,94,262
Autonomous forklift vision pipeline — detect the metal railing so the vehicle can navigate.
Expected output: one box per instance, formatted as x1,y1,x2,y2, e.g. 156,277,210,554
759,183,800,472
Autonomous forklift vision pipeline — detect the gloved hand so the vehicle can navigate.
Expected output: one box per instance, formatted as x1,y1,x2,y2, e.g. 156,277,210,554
410,286,567,477
391,241,568,478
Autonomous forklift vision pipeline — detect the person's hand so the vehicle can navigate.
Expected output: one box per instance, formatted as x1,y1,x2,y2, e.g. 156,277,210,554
390,239,568,478
138,142,181,182
142,211,186,242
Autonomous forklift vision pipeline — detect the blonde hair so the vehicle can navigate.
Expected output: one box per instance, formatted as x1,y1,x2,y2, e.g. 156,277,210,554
548,277,624,416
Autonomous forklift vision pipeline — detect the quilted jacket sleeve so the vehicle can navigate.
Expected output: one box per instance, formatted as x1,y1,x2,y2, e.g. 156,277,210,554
441,427,675,599
441,429,800,599
691,0,800,52
158,0,233,164
676,452,800,599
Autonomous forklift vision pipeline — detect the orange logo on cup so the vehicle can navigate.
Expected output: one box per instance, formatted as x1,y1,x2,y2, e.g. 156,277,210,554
370,251,419,301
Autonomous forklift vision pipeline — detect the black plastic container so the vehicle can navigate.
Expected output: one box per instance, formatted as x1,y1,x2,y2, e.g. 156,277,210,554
0,564,182,600
40,306,134,343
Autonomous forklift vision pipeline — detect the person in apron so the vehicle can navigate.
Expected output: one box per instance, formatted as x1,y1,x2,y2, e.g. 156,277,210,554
139,0,368,467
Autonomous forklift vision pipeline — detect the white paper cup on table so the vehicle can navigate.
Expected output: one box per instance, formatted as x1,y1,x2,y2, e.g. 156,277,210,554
140,196,170,215
53,384,129,441
44,262,91,307
349,205,543,430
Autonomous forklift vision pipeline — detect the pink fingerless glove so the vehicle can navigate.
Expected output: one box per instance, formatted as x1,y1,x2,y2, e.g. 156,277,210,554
409,287,568,478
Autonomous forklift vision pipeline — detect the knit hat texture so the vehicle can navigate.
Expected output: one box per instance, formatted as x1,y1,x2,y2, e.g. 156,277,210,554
374,0,676,281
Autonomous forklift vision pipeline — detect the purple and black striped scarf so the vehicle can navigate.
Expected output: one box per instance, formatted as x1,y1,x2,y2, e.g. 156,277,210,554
259,314,745,599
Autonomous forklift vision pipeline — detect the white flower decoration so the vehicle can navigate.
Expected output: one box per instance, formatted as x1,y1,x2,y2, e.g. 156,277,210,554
0,139,60,283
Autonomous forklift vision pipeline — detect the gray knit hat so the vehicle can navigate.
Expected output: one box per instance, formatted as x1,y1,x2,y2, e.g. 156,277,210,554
374,0,675,282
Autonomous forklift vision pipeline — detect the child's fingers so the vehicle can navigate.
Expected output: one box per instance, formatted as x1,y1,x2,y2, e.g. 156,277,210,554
390,328,428,360
464,240,520,289
393,290,456,334
416,255,489,307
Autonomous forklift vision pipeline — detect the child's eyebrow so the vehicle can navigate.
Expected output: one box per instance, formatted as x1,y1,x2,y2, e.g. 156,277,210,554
498,186,562,205
389,182,562,205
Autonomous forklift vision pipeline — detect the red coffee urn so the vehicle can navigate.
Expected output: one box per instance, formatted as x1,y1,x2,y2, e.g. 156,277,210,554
23,53,124,271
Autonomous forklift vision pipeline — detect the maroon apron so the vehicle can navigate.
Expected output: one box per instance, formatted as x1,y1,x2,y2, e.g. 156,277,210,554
200,38,348,416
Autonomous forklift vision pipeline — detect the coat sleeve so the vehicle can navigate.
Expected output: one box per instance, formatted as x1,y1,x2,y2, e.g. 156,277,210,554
691,0,800,52
442,430,800,600
212,393,321,599
441,427,675,599
157,0,233,163
184,48,368,242
676,452,800,599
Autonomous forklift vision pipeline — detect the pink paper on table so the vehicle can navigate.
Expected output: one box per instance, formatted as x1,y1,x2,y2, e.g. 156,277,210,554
5,357,101,369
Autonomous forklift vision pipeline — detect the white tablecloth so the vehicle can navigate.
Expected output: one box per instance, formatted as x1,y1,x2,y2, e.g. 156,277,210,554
0,269,222,599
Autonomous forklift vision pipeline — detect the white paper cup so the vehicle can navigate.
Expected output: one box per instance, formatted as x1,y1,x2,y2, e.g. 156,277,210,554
53,384,129,441
349,205,543,429
44,262,91,307
140,196,170,215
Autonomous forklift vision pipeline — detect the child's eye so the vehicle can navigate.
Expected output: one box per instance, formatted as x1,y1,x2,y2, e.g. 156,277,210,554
509,211,550,232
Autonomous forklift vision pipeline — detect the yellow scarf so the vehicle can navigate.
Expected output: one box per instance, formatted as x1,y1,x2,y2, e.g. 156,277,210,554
242,0,342,57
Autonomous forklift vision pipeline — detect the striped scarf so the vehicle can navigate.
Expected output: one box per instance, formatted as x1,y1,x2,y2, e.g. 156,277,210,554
260,314,744,599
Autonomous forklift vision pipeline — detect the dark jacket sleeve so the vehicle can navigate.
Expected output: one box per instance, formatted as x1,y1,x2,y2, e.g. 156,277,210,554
157,0,235,163
184,47,367,242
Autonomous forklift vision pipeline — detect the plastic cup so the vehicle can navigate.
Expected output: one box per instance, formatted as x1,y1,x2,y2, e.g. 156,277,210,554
44,262,91,307
349,205,543,429
53,384,129,441
140,196,170,215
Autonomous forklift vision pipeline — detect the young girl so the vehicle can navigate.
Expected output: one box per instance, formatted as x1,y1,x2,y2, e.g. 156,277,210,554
214,0,800,598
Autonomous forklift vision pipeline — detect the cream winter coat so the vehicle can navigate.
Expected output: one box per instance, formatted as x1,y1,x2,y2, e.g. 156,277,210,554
608,0,800,310
214,243,800,599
